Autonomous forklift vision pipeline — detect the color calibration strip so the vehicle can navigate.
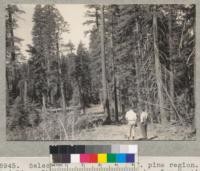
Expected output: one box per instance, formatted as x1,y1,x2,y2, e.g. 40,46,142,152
49,145,137,164
51,153,135,163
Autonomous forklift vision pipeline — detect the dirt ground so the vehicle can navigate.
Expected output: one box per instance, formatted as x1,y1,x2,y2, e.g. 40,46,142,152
6,104,196,141
75,123,196,141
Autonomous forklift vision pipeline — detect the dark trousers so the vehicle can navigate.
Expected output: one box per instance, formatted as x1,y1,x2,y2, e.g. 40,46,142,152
140,123,147,139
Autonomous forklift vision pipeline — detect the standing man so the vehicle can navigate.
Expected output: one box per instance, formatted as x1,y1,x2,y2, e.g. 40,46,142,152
140,110,149,139
125,109,138,140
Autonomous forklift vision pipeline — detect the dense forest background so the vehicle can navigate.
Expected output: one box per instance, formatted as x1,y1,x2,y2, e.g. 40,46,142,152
6,4,195,140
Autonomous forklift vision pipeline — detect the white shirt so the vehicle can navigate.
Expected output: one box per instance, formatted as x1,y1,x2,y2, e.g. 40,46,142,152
125,109,137,123
140,111,149,124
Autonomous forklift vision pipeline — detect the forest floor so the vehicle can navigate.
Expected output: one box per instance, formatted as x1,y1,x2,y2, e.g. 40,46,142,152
7,105,196,141
73,105,196,140
75,119,196,141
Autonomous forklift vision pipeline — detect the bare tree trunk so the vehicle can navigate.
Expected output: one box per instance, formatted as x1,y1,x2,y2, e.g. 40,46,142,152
60,82,66,113
144,34,153,114
145,73,151,111
6,70,9,107
71,111,75,139
153,12,167,124
164,67,167,87
50,91,54,105
134,56,141,111
46,6,51,104
80,49,86,114
110,23,119,122
179,20,186,58
113,78,119,122
101,5,111,123
46,61,50,104
24,80,27,108
135,20,142,111
77,81,85,114
46,52,50,104
168,9,175,120
42,94,47,113
56,33,66,115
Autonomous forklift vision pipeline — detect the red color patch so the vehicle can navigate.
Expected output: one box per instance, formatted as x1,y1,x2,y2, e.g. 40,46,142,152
89,154,98,163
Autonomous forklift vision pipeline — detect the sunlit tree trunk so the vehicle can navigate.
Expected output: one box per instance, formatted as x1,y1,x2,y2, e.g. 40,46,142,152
42,94,47,113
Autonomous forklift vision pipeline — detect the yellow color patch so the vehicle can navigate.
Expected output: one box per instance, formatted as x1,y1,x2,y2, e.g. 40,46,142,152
98,153,107,163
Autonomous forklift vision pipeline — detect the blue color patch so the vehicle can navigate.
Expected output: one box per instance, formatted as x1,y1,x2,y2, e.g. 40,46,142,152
116,154,126,163
126,154,135,163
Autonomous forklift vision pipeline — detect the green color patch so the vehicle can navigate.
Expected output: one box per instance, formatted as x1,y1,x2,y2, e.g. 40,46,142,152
107,153,116,163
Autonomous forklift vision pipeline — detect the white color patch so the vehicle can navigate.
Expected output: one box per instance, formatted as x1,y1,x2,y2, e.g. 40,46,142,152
128,145,138,153
71,154,80,163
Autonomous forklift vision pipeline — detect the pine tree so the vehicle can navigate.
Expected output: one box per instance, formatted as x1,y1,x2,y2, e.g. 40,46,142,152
30,4,69,110
72,42,92,112
6,5,25,100
29,5,47,108
85,4,195,125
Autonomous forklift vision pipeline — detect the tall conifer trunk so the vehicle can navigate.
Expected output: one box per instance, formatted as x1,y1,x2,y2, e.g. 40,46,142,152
168,8,175,120
24,80,27,108
46,5,51,104
56,33,66,115
42,94,47,113
101,5,111,123
153,11,167,124
135,20,142,112
110,16,119,122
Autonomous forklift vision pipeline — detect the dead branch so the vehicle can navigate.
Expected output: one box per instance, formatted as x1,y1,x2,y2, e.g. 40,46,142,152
162,83,185,125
